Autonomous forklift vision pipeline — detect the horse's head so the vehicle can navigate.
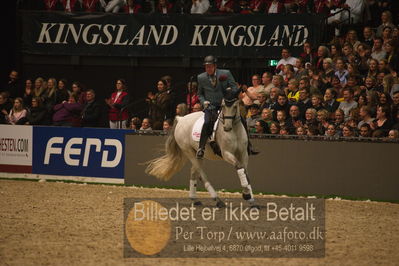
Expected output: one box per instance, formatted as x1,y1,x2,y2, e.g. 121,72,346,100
220,97,240,132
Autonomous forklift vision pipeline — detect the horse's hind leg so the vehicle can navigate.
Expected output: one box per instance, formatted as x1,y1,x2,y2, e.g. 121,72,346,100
189,166,202,206
186,152,225,208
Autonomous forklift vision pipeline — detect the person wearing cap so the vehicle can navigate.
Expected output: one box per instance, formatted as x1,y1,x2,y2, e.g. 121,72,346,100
196,55,258,159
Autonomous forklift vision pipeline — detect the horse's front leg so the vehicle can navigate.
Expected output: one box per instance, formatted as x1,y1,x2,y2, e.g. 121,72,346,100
223,151,255,204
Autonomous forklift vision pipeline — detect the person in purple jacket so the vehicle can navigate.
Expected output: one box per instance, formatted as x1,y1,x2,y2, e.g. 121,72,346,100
52,93,83,127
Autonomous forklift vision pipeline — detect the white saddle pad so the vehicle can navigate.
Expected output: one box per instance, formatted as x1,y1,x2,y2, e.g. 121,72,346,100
191,112,220,142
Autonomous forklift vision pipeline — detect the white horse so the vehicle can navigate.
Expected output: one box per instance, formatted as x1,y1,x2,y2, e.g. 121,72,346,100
145,98,255,207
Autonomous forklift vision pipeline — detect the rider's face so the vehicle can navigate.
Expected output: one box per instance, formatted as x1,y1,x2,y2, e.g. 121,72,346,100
205,64,216,75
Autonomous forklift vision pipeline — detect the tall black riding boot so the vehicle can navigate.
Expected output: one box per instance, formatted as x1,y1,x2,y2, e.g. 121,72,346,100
240,116,260,155
196,127,209,159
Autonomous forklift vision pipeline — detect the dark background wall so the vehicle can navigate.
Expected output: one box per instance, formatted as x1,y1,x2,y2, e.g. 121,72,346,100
125,135,399,202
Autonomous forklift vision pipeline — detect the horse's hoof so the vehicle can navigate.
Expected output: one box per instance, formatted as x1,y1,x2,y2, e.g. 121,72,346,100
242,193,252,200
193,201,202,206
216,200,226,208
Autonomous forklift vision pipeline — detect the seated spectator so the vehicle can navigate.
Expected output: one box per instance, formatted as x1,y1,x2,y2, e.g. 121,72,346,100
271,75,284,90
286,78,299,103
296,126,306,135
59,0,83,12
316,109,330,135
0,92,13,124
52,94,83,127
7,97,27,125
269,121,281,134
256,91,268,110
371,37,387,62
163,118,173,133
311,94,325,111
104,0,124,13
330,43,343,62
82,0,103,12
388,129,399,139
338,87,358,120
190,0,210,14
384,40,399,72
300,41,317,64
292,58,305,78
130,117,142,131
358,105,374,129
366,59,380,81
254,120,269,134
249,0,265,13
42,0,63,11
297,87,312,118
286,105,304,134
81,89,102,128
335,58,349,86
306,124,319,136
123,0,142,13
24,97,49,125
265,0,285,14
271,93,290,119
237,0,251,14
342,125,355,137
376,11,395,37
140,117,153,131
373,105,393,136
378,92,392,107
313,45,330,71
22,78,34,110
192,102,202,112
176,103,188,117
55,78,70,105
323,88,340,114
275,48,297,75
304,108,318,128
325,123,339,137
155,0,174,13
260,107,273,127
246,104,261,132
33,77,46,99
276,110,287,128
187,81,199,112
261,71,274,96
279,126,289,135
359,123,372,138
241,74,263,108
71,81,87,105
362,26,375,47
357,93,368,108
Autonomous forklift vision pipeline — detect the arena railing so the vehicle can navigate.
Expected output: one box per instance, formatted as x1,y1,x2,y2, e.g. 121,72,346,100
128,130,399,144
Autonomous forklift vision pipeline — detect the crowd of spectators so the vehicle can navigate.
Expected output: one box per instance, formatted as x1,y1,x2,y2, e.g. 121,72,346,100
2,0,399,141
17,0,399,23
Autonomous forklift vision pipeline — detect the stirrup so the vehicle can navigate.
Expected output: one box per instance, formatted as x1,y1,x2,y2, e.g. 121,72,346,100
196,148,205,159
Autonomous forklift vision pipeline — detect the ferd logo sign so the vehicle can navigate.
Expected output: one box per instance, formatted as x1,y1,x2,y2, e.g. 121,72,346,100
33,127,130,178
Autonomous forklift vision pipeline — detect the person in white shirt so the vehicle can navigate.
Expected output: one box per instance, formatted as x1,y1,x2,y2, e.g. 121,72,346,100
275,48,297,75
190,0,210,14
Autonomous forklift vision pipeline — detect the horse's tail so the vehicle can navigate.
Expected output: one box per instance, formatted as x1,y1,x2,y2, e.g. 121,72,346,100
145,119,186,181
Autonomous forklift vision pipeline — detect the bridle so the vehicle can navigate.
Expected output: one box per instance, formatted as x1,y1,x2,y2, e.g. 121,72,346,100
220,98,240,125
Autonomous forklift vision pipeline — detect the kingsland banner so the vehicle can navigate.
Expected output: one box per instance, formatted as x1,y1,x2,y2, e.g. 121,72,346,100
20,11,324,58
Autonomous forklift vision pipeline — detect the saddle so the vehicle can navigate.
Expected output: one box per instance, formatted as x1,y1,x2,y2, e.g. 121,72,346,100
191,113,222,157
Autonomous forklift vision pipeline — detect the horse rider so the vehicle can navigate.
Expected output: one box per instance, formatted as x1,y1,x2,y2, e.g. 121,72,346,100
196,55,259,159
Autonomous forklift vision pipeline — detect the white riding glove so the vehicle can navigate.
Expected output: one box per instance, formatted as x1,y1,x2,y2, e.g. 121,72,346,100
203,101,210,108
